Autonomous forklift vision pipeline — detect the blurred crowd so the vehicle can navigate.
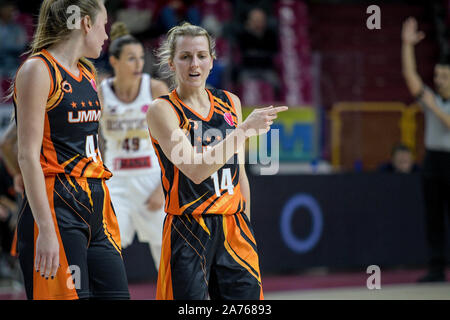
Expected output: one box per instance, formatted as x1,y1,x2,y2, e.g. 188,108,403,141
0,0,283,286
0,0,282,102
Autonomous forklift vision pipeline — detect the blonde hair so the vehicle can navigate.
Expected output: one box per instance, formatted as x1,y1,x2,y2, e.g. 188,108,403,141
156,22,216,89
30,0,104,69
5,0,104,101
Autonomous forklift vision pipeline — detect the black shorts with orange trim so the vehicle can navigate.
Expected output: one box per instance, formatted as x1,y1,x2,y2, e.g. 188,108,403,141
17,173,129,300
156,213,264,300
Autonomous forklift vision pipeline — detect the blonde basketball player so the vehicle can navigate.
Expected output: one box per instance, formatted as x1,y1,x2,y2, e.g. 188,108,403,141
147,22,288,300
12,0,129,300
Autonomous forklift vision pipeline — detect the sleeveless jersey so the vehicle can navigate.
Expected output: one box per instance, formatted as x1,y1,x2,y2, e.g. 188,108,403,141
13,49,111,179
151,88,246,216
99,73,160,176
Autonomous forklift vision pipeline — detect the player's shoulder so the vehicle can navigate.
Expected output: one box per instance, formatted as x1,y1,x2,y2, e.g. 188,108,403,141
209,87,240,105
225,90,241,106
214,88,242,115
18,57,49,77
149,77,167,87
16,57,52,90
147,97,181,135
150,77,170,98
149,96,173,115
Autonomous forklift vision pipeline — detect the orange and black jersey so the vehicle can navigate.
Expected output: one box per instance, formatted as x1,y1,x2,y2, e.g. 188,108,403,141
151,88,246,216
13,49,111,179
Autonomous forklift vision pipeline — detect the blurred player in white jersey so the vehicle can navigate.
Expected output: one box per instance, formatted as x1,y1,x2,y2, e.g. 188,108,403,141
99,22,169,269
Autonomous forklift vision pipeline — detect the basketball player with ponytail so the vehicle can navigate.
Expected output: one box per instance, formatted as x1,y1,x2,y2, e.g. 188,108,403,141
98,22,169,270
12,0,129,299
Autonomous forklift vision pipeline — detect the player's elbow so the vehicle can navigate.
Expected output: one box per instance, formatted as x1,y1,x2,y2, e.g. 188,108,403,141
172,149,211,184
17,153,38,174
17,144,40,167
176,163,208,184
183,167,207,185
191,176,204,185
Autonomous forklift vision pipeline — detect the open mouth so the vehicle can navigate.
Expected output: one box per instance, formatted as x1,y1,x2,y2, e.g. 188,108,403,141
189,73,200,77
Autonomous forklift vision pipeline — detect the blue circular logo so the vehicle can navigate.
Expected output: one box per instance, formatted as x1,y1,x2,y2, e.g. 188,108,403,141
280,194,323,253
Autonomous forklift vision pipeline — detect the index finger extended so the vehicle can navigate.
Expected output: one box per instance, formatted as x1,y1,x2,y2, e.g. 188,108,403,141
270,106,289,114
255,105,274,111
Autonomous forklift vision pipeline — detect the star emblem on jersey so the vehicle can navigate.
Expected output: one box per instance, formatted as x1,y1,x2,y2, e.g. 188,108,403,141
223,112,235,127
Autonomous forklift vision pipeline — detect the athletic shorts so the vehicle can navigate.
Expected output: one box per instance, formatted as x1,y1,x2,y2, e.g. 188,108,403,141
17,173,130,300
156,212,264,300
106,173,165,248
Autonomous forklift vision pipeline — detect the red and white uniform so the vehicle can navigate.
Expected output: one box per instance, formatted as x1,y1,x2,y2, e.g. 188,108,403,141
100,73,164,268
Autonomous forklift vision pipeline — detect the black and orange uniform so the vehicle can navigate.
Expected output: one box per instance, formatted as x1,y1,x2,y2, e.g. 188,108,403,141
14,49,129,300
151,88,263,300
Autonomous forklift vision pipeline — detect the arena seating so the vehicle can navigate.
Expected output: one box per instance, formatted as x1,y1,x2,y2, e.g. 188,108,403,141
309,3,438,107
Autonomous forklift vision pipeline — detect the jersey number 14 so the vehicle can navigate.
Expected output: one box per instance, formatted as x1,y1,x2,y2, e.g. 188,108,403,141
211,168,234,197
